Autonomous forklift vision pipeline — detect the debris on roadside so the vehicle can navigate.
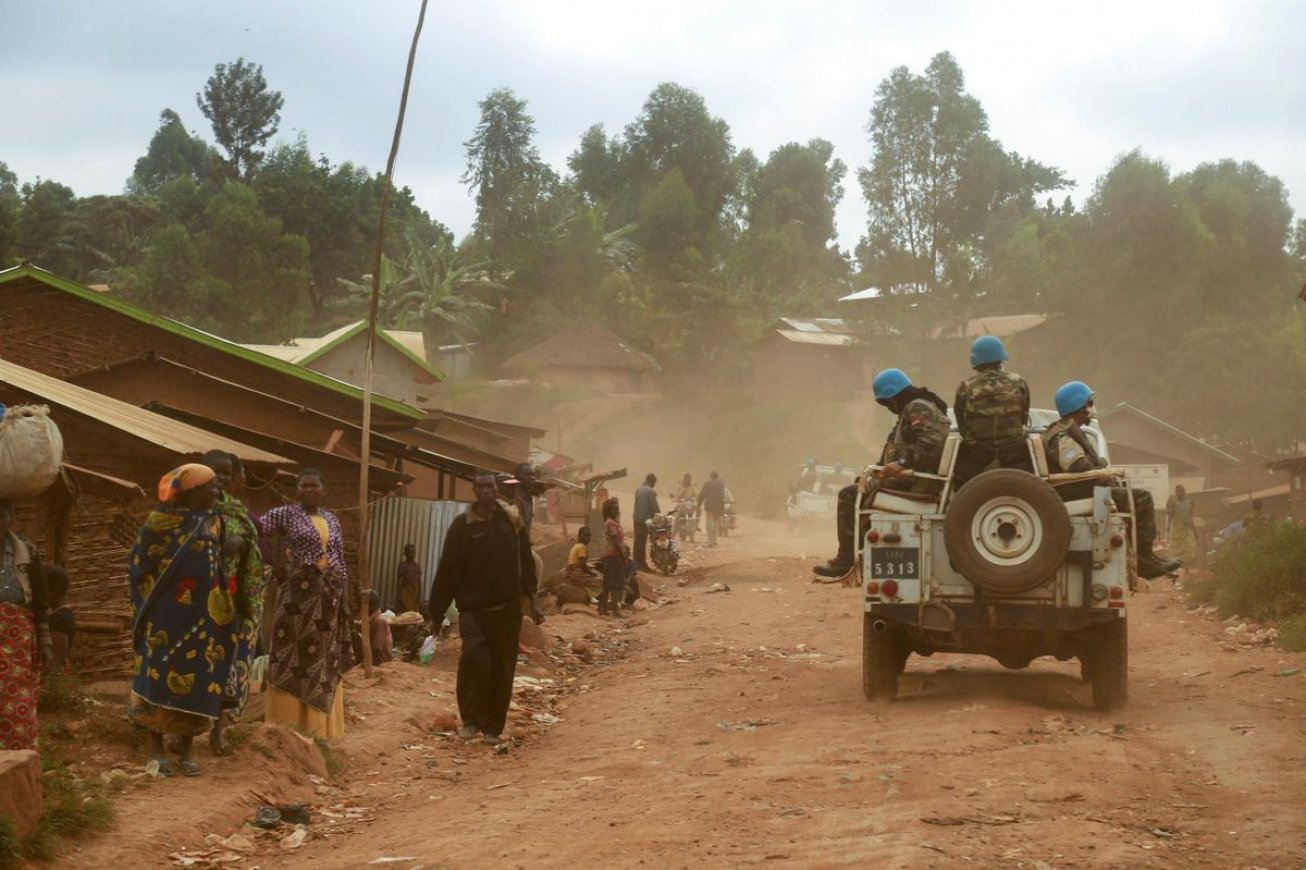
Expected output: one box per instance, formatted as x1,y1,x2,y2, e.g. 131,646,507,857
717,718,779,731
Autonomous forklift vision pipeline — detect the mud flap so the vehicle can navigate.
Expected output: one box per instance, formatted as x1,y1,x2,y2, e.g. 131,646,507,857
919,601,961,649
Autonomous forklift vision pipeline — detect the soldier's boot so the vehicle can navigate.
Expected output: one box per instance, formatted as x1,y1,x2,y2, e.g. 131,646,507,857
1137,542,1181,579
815,485,859,578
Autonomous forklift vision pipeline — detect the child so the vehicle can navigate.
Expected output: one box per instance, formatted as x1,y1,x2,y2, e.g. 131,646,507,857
46,564,75,672
396,544,422,614
565,527,598,582
368,590,393,664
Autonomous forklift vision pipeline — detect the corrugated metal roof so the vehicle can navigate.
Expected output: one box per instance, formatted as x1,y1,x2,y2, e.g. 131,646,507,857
774,329,855,347
0,357,292,465
0,263,423,420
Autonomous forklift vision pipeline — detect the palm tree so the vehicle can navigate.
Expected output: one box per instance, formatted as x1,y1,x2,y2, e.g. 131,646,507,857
339,225,500,346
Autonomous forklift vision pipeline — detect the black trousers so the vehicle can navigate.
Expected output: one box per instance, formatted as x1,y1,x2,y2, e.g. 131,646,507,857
633,521,649,567
833,479,913,562
953,441,1035,490
456,603,521,735
1059,482,1159,545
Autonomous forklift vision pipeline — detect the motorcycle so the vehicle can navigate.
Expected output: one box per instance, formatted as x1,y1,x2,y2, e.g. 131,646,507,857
673,498,699,542
720,499,737,537
645,513,680,575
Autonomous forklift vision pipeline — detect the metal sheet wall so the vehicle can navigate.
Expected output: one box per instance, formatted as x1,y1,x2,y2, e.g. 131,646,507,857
367,495,467,610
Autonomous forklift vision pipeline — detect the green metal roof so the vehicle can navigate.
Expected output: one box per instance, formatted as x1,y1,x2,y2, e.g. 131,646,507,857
0,262,424,420
295,319,446,381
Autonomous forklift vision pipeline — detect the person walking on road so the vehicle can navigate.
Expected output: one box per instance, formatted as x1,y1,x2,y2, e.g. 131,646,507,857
1166,485,1198,563
699,471,727,547
428,471,541,745
633,473,660,571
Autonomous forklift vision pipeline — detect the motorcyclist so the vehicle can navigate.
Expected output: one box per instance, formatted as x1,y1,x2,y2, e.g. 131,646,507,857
1044,380,1181,580
814,369,950,578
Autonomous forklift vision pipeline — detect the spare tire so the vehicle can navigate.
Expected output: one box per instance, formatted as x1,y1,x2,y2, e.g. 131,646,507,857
944,469,1071,595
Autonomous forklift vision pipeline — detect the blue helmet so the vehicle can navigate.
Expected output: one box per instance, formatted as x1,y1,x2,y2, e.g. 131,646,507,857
1055,381,1095,417
872,368,912,401
970,335,1008,367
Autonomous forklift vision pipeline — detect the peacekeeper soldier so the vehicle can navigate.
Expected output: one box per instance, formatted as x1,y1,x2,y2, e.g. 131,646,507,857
814,369,950,579
953,335,1034,489
1045,381,1181,580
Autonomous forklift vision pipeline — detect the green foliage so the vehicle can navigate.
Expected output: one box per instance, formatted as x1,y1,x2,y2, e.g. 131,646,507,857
462,88,557,266
17,179,77,274
0,162,20,267
1194,523,1306,628
128,109,214,195
339,225,497,345
8,754,115,864
196,58,285,180
857,51,1069,297
37,672,81,714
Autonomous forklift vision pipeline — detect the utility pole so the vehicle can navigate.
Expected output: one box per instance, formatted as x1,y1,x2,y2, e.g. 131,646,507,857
357,0,430,678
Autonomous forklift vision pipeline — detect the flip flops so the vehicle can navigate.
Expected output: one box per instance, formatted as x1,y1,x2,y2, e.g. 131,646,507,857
180,759,202,777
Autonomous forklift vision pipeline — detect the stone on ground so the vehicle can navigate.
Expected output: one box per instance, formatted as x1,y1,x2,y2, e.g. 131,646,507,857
0,749,42,838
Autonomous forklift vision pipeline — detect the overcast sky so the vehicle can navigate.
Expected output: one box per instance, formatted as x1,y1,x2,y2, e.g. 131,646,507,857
4,0,1304,249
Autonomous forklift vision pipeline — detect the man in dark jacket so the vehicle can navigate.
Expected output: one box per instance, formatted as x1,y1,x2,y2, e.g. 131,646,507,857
698,471,727,547
633,473,660,570
429,471,541,745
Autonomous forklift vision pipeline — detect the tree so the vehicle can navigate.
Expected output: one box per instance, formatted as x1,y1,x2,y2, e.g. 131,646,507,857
196,58,284,180
462,88,556,265
736,139,849,308
857,52,1068,303
339,225,497,346
1176,159,1294,320
196,183,310,340
128,109,213,194
16,179,77,273
624,82,737,249
0,162,20,266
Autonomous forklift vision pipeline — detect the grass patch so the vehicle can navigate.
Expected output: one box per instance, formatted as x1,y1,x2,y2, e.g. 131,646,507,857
1193,523,1306,643
1,753,116,865
312,735,344,778
0,819,20,870
37,673,82,715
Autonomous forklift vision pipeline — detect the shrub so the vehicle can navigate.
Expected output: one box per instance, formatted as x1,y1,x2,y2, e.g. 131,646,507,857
1206,522,1306,624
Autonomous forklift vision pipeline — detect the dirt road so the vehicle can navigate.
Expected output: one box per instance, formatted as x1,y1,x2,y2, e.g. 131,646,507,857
65,521,1306,868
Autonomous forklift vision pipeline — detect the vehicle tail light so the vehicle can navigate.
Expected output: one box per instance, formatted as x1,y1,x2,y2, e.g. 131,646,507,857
1109,534,1124,549
882,580,899,597
1091,583,1108,602
1109,587,1123,599
866,530,880,544
866,582,880,595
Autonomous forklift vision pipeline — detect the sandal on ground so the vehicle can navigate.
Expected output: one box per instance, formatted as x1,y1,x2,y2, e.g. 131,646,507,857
153,758,177,778
209,732,230,757
180,759,202,777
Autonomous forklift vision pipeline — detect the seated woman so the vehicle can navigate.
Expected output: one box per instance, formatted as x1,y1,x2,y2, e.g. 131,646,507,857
128,464,235,777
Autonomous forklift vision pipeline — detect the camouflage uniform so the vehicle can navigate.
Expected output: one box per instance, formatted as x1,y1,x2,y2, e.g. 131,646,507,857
1043,416,1159,546
952,367,1034,487
832,397,951,566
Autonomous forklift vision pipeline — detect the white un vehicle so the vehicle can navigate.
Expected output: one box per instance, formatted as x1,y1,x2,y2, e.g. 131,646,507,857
859,409,1135,711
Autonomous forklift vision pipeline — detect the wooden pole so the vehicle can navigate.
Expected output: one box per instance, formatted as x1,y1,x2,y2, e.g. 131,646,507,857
358,0,430,678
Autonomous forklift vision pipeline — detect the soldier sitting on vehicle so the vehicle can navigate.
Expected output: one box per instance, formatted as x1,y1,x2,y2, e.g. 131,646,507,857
1045,380,1181,580
953,335,1034,489
814,369,951,579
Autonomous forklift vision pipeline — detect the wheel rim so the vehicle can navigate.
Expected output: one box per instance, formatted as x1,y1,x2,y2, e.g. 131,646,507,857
968,495,1045,567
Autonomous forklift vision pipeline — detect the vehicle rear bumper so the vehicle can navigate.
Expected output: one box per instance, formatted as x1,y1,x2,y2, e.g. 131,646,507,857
868,601,1121,632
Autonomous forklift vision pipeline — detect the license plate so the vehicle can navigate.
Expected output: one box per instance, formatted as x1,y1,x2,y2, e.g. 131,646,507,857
870,547,919,579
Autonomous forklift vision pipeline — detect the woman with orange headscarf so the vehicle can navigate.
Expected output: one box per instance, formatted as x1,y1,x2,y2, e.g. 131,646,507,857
127,463,236,777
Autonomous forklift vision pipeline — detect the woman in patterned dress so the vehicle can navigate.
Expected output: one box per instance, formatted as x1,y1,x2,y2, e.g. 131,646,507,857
260,469,354,738
128,464,234,777
0,500,50,752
